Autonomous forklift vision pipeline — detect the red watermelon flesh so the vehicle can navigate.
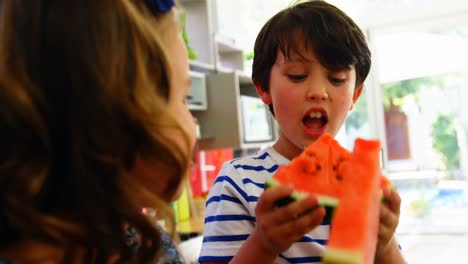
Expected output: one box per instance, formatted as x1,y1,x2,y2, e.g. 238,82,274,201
267,134,390,206
265,134,387,264
321,138,381,264
270,134,352,204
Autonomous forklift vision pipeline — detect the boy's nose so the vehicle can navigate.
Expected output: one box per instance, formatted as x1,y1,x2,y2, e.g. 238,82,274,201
306,87,329,101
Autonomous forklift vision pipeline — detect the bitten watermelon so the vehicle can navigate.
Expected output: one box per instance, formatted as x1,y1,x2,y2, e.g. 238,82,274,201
265,134,351,221
321,137,381,264
265,133,390,264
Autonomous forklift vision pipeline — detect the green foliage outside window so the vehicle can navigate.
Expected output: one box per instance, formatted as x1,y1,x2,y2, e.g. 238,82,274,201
346,76,444,131
382,76,460,171
431,114,460,170
382,76,444,109
245,51,254,61
346,89,367,131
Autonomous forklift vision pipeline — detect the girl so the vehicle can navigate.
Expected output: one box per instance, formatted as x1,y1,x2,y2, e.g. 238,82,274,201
0,0,196,262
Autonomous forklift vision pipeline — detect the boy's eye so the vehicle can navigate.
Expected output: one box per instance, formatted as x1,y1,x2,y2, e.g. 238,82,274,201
288,74,307,82
329,76,346,85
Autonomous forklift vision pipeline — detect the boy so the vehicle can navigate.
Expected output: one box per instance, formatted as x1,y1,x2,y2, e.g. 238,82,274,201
199,1,405,263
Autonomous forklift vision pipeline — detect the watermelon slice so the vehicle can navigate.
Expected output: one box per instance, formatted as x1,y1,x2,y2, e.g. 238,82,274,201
265,133,388,264
265,134,350,221
321,137,381,264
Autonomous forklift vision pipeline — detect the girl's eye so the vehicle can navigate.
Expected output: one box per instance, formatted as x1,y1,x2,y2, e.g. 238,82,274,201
329,76,345,85
185,95,192,105
288,74,307,82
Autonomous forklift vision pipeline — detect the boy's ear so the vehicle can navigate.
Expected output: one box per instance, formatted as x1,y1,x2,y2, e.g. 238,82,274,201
350,85,363,110
254,82,272,104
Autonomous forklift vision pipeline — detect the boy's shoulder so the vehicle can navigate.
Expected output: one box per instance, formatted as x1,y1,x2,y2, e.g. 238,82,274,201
228,146,288,166
209,146,288,201
220,146,289,179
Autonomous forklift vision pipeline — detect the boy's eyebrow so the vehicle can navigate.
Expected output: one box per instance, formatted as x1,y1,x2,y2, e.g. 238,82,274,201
283,56,316,64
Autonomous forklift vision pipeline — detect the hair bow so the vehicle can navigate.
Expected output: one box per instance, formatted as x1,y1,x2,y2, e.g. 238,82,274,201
146,0,175,13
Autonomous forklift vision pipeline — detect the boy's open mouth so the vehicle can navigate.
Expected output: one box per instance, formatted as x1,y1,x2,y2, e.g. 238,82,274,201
302,110,328,130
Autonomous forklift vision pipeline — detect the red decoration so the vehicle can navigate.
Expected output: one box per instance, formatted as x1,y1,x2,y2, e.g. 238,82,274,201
189,148,233,197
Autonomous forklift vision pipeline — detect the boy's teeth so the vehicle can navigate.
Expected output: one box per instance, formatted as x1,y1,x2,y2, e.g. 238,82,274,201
309,112,322,118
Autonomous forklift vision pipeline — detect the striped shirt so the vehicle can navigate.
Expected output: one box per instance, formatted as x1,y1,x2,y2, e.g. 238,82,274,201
199,146,330,264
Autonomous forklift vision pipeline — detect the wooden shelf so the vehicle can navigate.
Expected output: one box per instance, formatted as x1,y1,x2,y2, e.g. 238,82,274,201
215,33,244,71
181,0,278,150
189,60,216,73
181,0,217,67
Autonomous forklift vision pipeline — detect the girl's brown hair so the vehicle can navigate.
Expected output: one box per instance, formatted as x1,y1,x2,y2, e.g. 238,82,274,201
0,0,190,262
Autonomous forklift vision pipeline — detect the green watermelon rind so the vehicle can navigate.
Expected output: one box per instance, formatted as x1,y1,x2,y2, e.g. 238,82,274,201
381,184,398,205
264,178,339,208
321,247,363,264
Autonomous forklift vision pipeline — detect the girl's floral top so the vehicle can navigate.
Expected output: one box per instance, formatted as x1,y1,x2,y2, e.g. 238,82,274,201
126,224,185,264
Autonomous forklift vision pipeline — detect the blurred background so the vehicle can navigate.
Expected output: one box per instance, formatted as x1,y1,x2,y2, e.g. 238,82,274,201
179,1,468,262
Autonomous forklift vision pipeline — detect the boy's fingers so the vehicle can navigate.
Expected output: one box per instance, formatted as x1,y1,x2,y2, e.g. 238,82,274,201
384,188,401,215
274,195,318,224
258,184,294,211
380,203,399,230
272,195,320,224
277,206,325,238
305,206,326,228
379,205,392,225
378,224,392,241
293,207,326,238
297,195,320,212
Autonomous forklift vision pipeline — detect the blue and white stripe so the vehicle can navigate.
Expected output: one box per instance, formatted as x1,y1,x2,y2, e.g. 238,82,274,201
199,146,329,264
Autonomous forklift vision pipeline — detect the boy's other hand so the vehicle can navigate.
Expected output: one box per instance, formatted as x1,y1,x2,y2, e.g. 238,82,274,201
376,187,402,259
252,184,326,257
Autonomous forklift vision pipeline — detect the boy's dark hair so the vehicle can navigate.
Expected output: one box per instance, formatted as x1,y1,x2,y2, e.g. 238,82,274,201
252,0,371,94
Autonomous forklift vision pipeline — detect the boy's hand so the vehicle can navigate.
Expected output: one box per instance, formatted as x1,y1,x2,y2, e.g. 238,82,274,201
375,187,402,260
252,184,326,257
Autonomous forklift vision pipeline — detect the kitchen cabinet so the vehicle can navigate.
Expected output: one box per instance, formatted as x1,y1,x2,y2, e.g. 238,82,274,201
181,0,278,150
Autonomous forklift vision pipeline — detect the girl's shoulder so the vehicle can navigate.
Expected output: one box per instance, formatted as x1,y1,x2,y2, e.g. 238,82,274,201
126,223,185,264
154,225,185,264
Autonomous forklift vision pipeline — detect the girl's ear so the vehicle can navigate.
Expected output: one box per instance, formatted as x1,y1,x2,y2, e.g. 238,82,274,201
350,85,363,110
254,81,272,104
